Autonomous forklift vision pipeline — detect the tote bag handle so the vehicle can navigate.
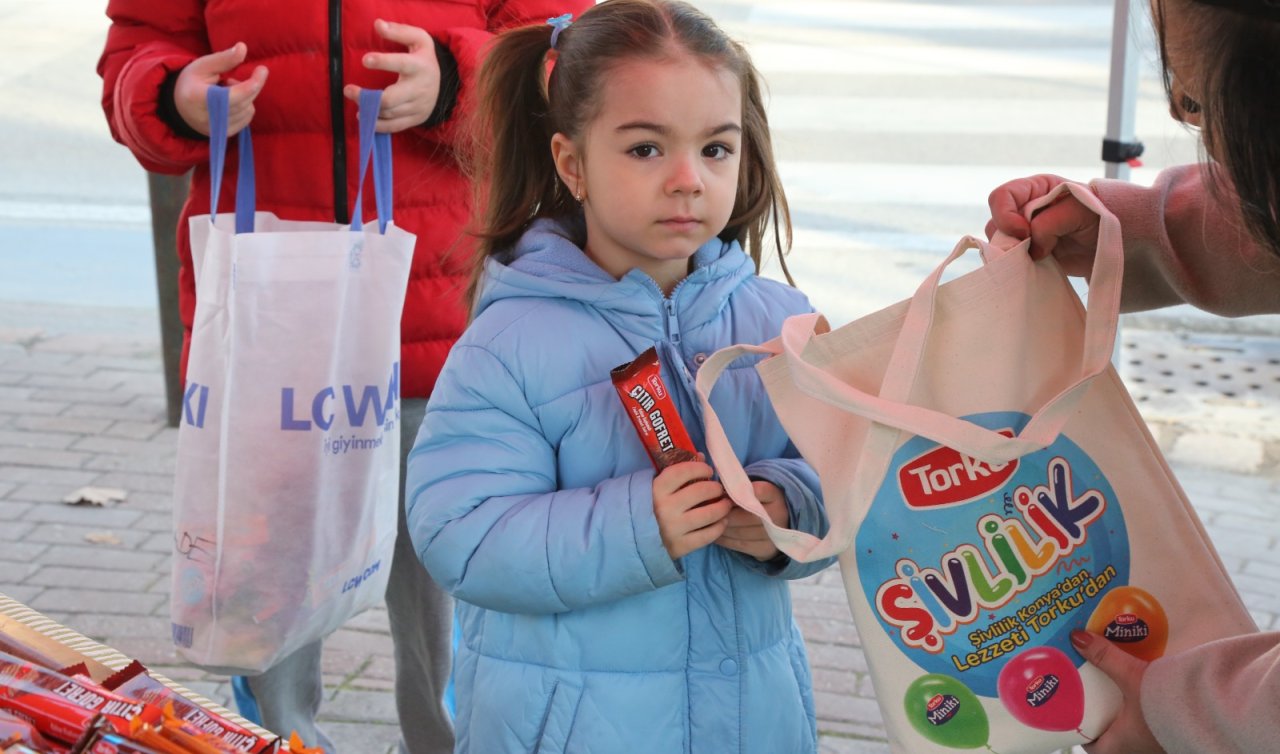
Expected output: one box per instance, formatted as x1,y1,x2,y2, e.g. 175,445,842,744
772,181,1122,462
695,182,1123,559
206,86,394,234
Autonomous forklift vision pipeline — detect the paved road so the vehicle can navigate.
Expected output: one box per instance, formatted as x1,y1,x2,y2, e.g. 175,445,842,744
1,1,1278,753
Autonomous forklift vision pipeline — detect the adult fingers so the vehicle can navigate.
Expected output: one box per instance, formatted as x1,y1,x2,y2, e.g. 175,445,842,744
987,174,1067,242
1071,630,1147,695
373,18,432,50
986,180,1034,240
1027,197,1097,261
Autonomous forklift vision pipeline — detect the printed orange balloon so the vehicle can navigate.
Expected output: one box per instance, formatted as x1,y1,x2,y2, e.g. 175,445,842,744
1086,585,1169,661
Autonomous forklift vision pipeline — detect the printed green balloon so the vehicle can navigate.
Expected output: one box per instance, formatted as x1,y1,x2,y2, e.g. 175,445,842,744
903,674,990,749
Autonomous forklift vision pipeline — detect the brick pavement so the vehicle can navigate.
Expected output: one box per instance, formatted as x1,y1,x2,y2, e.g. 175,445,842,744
1,299,1278,754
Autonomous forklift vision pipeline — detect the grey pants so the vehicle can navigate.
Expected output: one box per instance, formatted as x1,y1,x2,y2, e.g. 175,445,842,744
244,398,455,754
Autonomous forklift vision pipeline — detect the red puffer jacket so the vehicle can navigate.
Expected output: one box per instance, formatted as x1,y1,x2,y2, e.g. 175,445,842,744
98,0,590,398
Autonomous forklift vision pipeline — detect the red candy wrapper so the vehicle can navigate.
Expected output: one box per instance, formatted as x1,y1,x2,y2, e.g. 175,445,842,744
0,709,56,752
611,347,699,470
0,650,160,745
102,662,278,754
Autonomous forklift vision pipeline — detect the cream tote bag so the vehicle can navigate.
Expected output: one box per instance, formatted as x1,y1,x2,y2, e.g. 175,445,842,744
697,183,1256,753
170,87,412,674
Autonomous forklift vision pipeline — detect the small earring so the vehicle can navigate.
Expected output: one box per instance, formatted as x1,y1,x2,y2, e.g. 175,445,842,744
575,188,584,203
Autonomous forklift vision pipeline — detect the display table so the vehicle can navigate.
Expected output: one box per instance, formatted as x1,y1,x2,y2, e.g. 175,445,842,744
0,592,283,748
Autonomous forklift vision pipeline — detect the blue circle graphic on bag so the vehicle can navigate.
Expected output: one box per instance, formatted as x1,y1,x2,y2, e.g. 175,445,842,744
857,411,1129,696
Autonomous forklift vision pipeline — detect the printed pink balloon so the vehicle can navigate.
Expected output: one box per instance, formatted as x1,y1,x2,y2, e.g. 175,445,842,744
996,647,1085,732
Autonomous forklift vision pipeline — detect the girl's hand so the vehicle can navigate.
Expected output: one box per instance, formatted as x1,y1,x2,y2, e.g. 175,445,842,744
344,19,440,133
986,174,1101,278
653,461,732,561
715,481,789,561
174,43,268,137
1071,630,1165,754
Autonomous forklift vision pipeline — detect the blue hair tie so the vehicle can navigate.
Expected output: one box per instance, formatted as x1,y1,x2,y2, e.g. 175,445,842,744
547,13,573,49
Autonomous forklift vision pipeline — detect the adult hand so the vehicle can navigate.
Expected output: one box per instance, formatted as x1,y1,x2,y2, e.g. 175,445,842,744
344,19,440,133
653,461,732,561
715,481,789,561
1071,630,1166,754
174,42,268,136
986,174,1101,278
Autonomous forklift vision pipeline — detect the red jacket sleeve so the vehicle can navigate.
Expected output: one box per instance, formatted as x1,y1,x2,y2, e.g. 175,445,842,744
98,0,212,173
417,0,594,150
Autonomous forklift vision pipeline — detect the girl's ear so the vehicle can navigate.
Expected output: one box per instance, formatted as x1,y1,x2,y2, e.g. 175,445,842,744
551,132,586,201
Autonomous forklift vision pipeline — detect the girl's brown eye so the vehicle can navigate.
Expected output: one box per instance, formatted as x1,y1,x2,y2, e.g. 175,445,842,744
1181,94,1202,115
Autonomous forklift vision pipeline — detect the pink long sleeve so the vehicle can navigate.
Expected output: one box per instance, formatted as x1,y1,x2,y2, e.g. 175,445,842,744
1090,164,1280,316
1091,163,1280,750
1140,632,1280,753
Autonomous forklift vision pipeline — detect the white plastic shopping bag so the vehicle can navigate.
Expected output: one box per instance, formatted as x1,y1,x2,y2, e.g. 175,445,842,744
170,87,412,674
697,183,1256,753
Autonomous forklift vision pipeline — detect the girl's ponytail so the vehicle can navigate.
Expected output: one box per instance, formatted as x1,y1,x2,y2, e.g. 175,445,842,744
464,23,569,311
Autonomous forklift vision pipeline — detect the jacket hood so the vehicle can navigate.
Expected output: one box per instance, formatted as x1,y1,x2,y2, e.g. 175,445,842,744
474,214,757,332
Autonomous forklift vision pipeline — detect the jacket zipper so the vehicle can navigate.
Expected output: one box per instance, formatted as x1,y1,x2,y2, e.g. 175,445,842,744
659,285,709,452
663,297,681,346
328,0,349,224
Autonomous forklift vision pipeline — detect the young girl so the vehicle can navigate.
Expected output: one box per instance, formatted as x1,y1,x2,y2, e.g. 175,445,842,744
404,1,833,751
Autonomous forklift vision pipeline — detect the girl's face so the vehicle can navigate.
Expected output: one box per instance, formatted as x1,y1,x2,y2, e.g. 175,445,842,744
1152,0,1206,129
552,54,743,294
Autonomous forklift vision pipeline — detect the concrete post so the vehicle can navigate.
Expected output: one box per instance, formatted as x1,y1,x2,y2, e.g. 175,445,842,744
146,171,190,428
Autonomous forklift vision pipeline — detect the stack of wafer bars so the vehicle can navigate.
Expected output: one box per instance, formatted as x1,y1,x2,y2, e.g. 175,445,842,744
0,594,318,753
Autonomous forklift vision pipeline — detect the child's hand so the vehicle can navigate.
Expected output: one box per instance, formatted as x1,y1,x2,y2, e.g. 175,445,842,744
344,20,440,133
1070,630,1164,754
653,461,732,561
715,481,789,561
174,42,268,136
986,174,1101,278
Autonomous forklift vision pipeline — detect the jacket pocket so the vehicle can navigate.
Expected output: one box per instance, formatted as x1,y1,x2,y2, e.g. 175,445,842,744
533,678,584,754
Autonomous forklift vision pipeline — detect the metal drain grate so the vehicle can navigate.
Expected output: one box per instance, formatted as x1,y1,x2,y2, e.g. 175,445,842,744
1120,330,1280,404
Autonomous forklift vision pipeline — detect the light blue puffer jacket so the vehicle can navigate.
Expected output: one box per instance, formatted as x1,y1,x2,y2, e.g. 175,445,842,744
406,216,834,754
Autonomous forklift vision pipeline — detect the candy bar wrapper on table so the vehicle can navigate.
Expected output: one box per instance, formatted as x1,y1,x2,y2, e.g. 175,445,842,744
696,183,1256,753
0,593,285,752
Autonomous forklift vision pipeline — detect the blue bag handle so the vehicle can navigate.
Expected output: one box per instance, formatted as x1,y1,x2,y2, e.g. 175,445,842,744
351,88,393,234
206,85,255,234
206,86,393,235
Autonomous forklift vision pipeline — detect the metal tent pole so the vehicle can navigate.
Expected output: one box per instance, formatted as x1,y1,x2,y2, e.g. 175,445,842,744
1103,0,1145,180
1103,0,1148,366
